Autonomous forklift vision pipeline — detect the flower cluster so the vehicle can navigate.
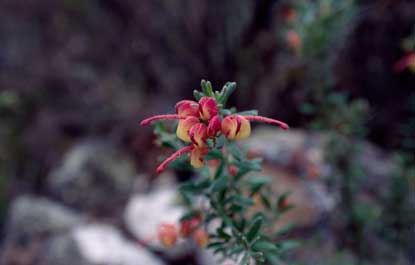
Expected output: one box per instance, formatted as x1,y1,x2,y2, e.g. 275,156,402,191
141,96,288,173
158,216,208,248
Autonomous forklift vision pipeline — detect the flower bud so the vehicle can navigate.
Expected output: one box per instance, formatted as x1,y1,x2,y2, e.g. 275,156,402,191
283,7,297,23
190,146,209,168
158,223,178,248
189,123,208,147
175,100,199,117
286,30,301,52
176,116,200,142
228,165,239,177
278,197,289,210
180,216,201,237
221,115,251,140
207,116,222,137
192,228,209,248
199,97,219,121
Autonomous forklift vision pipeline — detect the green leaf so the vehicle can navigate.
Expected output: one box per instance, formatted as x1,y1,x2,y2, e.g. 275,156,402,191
233,195,255,207
277,240,301,251
211,175,228,192
201,80,214,96
265,253,283,265
207,242,224,248
246,176,272,194
275,224,295,237
228,245,244,256
205,149,224,160
253,240,278,252
206,81,214,96
216,227,231,241
218,82,236,105
193,89,203,100
246,216,263,241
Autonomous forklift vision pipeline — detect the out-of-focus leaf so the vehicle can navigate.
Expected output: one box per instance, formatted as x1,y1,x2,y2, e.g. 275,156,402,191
246,216,263,241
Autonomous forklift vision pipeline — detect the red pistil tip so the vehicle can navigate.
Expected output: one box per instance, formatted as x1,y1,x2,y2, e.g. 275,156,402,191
156,145,194,174
140,114,186,126
244,115,289,130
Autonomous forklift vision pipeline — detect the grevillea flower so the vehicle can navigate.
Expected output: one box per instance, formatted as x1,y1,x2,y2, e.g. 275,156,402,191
286,30,301,53
222,115,288,140
158,223,178,248
394,52,415,73
192,228,209,248
175,100,199,117
199,97,219,121
140,94,288,173
180,216,201,237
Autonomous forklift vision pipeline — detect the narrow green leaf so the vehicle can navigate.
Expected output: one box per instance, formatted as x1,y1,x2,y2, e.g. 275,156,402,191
211,175,228,192
278,240,301,251
253,240,278,252
246,216,263,241
193,89,203,100
265,253,283,265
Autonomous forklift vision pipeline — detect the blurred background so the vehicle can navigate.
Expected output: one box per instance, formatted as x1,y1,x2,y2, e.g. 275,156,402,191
0,0,414,264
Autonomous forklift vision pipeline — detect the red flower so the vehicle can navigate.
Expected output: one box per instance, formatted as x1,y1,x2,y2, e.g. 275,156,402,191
199,97,219,121
192,228,209,248
141,95,288,173
222,114,288,140
180,216,201,237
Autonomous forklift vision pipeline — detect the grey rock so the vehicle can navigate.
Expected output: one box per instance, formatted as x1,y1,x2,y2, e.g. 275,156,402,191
6,195,81,240
244,127,396,193
41,224,165,265
0,195,81,265
124,187,185,250
48,140,138,214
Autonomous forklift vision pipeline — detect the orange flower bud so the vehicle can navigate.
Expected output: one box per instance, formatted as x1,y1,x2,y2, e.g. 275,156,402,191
175,100,199,117
190,146,209,168
207,116,222,137
176,116,200,142
189,123,208,147
286,30,301,52
221,115,251,140
180,216,201,237
158,223,178,248
199,97,219,121
192,228,209,248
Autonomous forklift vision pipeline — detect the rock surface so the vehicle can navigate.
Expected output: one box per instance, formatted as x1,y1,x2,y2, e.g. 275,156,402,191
1,195,82,265
124,186,185,250
244,127,396,186
243,127,396,228
48,140,138,215
40,224,165,265
5,195,81,239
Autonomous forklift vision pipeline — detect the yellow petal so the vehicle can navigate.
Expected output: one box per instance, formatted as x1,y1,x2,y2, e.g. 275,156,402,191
221,116,238,140
176,117,199,142
190,147,208,168
234,115,251,140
